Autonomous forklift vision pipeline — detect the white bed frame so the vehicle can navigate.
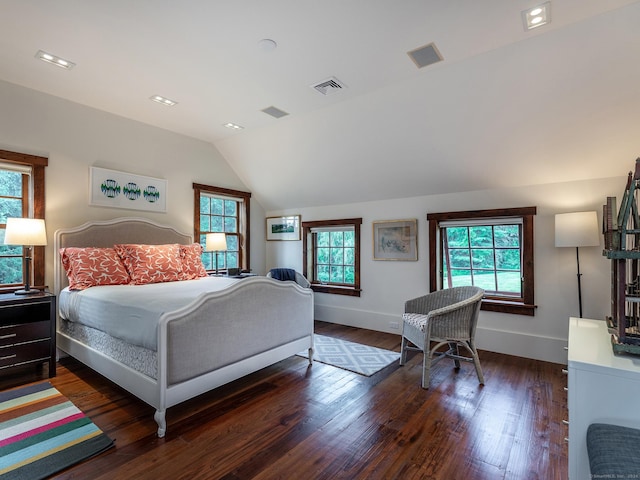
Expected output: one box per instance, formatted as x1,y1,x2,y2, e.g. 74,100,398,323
54,217,314,437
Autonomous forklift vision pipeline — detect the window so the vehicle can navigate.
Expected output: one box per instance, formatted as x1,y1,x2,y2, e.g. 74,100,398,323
428,207,536,315
0,150,48,292
193,183,251,273
302,218,362,297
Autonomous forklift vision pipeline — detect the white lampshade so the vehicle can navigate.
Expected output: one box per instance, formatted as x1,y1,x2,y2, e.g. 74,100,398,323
205,232,227,252
555,211,600,248
4,218,48,246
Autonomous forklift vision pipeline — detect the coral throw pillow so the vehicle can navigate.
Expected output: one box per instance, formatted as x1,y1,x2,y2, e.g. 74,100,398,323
60,247,131,290
114,243,183,285
180,243,208,280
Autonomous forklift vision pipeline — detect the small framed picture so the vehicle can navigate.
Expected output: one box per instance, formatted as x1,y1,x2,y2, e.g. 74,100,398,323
373,219,418,261
266,215,301,241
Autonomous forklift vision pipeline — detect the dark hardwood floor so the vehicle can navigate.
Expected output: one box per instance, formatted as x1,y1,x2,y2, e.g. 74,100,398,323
0,322,568,479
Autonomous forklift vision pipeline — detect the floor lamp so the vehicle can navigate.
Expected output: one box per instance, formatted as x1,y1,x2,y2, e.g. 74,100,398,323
205,232,227,276
4,217,48,295
555,211,600,318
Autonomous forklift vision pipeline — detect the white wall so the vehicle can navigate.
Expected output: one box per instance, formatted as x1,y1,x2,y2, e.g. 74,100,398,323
0,80,267,289
268,176,625,365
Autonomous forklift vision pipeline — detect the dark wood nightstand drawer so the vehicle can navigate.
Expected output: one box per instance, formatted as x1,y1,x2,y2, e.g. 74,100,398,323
0,321,51,347
0,292,56,378
0,339,50,369
0,301,51,325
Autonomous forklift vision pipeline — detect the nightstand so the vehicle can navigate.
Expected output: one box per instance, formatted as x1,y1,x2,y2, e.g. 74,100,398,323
0,292,56,378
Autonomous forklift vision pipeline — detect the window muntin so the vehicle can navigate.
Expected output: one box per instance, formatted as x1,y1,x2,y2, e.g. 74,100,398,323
303,218,362,297
428,207,536,316
193,183,251,273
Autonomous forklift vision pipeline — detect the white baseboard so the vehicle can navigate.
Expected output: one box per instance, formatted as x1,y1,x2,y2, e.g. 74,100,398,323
314,304,568,365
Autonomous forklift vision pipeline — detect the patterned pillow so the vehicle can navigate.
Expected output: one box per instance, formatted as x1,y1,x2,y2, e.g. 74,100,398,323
60,247,131,290
180,243,208,280
114,243,183,285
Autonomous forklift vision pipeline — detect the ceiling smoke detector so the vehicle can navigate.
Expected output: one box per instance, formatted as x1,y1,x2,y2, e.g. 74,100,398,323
311,76,346,96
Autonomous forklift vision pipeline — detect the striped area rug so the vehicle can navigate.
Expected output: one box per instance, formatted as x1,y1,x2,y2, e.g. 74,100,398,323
299,334,401,376
0,382,114,480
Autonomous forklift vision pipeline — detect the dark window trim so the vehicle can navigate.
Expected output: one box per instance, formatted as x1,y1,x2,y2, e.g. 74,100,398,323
427,207,536,316
0,149,48,293
193,183,251,271
302,218,362,297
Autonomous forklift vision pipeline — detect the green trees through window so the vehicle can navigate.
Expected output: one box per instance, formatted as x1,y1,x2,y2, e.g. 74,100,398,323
0,170,23,285
442,224,521,295
315,230,356,284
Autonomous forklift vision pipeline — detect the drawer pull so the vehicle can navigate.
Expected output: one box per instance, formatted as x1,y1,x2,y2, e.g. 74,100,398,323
0,354,17,361
0,333,17,340
563,420,569,425
561,369,568,374
564,387,568,392
563,346,568,351
564,437,569,443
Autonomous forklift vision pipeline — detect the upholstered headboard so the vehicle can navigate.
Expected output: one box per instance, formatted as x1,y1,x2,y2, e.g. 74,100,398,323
53,217,193,294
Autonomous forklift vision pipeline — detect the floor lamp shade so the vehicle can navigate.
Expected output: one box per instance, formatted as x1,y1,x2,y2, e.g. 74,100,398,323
554,211,600,248
554,211,600,318
4,217,47,295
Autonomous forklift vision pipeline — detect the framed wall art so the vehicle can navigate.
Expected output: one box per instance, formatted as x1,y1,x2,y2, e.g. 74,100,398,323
266,215,301,241
373,219,418,261
89,166,167,213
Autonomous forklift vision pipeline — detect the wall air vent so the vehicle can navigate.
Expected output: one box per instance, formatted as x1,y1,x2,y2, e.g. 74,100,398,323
407,42,444,69
261,106,289,119
311,76,346,96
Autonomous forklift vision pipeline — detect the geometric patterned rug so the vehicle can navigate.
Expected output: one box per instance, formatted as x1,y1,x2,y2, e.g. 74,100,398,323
298,334,401,376
0,382,114,480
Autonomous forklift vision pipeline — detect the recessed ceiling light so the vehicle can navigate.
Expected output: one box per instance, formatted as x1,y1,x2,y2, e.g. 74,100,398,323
150,95,177,107
522,2,551,31
223,123,244,130
35,50,75,70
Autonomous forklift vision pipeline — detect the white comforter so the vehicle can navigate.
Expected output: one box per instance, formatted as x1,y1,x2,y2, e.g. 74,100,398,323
59,276,241,350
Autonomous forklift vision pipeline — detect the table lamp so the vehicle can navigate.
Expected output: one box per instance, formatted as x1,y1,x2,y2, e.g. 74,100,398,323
4,217,47,295
205,232,227,276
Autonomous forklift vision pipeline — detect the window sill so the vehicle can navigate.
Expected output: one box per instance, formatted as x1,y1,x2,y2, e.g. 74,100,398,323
311,284,361,297
481,299,537,316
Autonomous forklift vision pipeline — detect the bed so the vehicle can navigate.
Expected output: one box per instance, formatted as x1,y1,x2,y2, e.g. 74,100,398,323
53,217,314,437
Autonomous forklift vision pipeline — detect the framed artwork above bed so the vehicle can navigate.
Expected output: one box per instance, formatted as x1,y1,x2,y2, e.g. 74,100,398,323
89,166,167,213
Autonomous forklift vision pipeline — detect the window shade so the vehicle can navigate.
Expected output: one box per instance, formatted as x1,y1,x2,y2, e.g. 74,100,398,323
0,161,32,175
439,217,523,228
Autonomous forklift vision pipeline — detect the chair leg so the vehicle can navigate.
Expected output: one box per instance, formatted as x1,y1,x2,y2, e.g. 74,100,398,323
399,335,408,365
450,342,461,370
469,341,485,385
421,348,434,389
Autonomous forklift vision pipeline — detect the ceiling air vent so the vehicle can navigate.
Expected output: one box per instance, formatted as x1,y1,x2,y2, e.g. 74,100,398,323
407,42,444,69
311,76,346,96
261,106,289,119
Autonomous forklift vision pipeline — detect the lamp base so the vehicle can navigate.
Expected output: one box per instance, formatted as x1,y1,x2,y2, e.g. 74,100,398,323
14,287,41,295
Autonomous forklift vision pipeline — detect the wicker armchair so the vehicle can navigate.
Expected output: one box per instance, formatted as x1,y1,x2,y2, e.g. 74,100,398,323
399,286,485,389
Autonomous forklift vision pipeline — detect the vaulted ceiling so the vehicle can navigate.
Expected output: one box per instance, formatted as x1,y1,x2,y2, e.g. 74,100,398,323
1,1,639,210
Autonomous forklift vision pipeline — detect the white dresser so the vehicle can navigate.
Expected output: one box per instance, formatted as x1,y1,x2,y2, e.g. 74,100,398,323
567,317,640,479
